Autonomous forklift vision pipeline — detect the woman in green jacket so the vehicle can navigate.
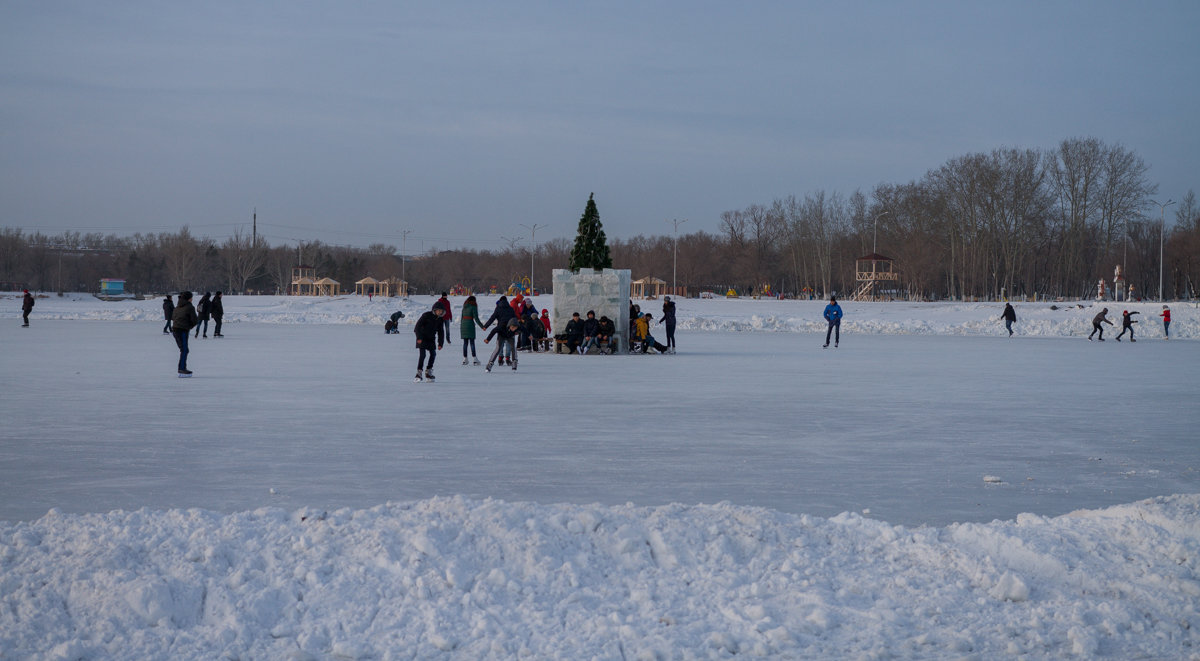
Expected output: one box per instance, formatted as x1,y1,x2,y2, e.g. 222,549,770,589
460,295,486,365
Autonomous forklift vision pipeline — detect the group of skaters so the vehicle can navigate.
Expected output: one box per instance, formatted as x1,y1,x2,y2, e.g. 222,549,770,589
1000,301,1173,341
161,291,225,377
408,293,681,381
1087,306,1171,342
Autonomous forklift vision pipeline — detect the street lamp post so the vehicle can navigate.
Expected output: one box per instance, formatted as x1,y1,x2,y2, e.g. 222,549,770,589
665,218,688,296
400,229,412,297
872,211,889,255
519,223,547,295
1153,199,1175,302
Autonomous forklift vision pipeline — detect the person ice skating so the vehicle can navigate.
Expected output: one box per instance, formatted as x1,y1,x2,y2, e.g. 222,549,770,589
1001,303,1017,337
823,296,843,348
435,292,453,344
162,294,174,334
413,305,445,382
20,290,34,327
460,295,485,365
484,317,520,372
1115,310,1140,342
210,292,224,337
1161,305,1171,339
194,292,211,338
171,291,198,376
1088,308,1113,341
660,296,677,352
482,296,517,365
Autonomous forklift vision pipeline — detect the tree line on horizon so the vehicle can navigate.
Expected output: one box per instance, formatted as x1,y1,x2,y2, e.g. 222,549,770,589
2,137,1198,301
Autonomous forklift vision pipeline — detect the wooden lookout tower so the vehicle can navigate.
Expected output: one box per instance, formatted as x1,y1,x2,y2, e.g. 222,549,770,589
851,253,899,301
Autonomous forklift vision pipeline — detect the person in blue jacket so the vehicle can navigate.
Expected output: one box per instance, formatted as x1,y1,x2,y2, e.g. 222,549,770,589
823,296,843,348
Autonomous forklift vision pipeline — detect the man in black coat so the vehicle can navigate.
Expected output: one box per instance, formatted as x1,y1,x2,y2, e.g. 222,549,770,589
162,295,174,334
481,296,516,364
171,291,199,375
194,292,211,338
21,290,34,327
210,291,225,337
413,305,445,381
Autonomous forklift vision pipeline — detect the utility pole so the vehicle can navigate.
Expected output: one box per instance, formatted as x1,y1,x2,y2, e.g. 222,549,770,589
252,208,257,246
665,218,688,297
519,223,547,295
1152,199,1175,302
400,229,412,296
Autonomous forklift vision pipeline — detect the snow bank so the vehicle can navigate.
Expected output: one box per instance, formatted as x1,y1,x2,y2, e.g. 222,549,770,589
2,496,1197,659
4,292,1194,339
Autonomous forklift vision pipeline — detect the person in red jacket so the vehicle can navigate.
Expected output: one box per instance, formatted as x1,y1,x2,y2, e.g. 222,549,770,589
510,293,525,319
1161,305,1171,339
434,293,453,345
540,309,551,335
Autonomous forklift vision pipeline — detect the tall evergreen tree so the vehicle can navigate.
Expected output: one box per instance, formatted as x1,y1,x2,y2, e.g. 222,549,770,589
568,193,613,270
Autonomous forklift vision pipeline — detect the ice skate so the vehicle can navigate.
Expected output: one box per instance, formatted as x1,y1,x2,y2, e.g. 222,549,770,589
424,369,435,382
463,358,469,365
485,363,493,372
178,369,192,378
414,372,423,382
511,362,518,371
472,358,481,366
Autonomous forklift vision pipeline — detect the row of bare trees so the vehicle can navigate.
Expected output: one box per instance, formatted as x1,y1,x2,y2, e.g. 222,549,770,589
3,137,1198,300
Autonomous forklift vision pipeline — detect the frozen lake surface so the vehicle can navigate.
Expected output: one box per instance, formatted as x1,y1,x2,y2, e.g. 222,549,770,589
1,294,1197,659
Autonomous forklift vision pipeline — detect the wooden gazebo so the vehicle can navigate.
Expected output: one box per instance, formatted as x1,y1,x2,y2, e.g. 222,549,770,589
380,277,408,297
355,277,380,296
631,276,667,299
314,277,341,296
851,253,899,301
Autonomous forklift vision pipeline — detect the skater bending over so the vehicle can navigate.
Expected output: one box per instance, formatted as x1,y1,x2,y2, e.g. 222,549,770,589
1115,310,1139,341
414,305,445,381
1088,308,1113,341
823,297,843,348
484,318,520,372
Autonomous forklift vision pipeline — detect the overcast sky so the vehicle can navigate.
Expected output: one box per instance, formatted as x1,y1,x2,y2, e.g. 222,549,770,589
2,1,1197,251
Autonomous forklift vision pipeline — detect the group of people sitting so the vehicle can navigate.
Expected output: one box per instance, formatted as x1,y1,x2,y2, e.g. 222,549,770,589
558,311,618,354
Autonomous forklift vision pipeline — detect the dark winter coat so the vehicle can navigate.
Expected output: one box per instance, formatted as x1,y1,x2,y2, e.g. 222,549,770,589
1002,304,1016,322
485,321,518,343
1093,310,1112,326
582,317,599,337
1122,311,1140,328
414,311,445,348
162,297,174,320
172,301,198,332
210,294,224,319
661,300,676,324
390,311,405,324
22,292,34,312
483,296,515,329
564,318,584,341
196,294,212,320
460,302,483,339
597,317,615,338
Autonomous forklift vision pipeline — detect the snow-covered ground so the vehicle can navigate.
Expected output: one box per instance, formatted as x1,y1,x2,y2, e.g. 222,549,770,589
2,293,1198,659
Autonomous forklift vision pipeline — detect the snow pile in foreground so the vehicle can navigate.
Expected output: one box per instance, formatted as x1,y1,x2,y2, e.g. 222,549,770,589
4,496,1198,660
